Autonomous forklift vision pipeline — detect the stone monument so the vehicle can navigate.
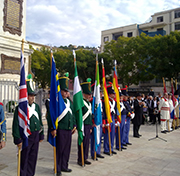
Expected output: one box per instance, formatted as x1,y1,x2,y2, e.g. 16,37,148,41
0,0,31,116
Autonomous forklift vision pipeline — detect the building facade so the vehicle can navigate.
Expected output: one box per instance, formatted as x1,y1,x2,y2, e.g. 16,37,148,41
101,7,180,95
101,7,180,51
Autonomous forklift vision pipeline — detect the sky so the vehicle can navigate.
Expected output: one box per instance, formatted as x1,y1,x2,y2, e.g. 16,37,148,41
26,0,180,47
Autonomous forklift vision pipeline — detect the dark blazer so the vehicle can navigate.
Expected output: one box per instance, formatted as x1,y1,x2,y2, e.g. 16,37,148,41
132,99,143,125
147,99,154,115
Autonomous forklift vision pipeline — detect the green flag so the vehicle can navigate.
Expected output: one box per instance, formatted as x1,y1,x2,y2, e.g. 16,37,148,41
73,50,84,145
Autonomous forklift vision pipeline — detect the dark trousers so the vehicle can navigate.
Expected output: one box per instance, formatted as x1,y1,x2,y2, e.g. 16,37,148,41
123,117,131,144
104,118,115,153
21,131,39,176
149,113,154,122
78,124,91,162
56,129,72,172
91,124,102,157
115,114,126,149
133,124,140,137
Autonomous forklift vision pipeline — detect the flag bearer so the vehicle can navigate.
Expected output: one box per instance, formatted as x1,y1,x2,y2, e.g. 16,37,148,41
90,84,104,160
123,90,134,146
103,85,117,155
77,78,92,166
48,74,76,175
115,90,127,150
12,74,44,176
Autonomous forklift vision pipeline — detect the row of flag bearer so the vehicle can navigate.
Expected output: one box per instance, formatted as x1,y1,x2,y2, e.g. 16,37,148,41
11,49,133,176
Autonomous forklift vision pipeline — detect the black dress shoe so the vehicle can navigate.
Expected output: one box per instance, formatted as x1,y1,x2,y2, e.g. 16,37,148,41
97,154,104,158
77,161,84,166
104,151,110,155
61,168,72,172
126,143,132,145
91,156,98,160
133,135,139,138
161,131,166,134
121,147,127,150
138,134,142,137
57,172,62,176
112,151,117,154
122,144,127,146
84,160,91,165
116,148,120,151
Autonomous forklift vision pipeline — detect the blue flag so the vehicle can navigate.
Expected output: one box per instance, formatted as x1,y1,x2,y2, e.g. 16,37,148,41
92,59,102,151
49,55,66,146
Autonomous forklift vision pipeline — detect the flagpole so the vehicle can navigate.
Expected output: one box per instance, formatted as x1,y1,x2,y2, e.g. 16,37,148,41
53,141,57,175
175,79,179,128
73,50,85,167
175,79,177,91
115,61,121,151
101,60,112,156
171,78,175,130
81,142,85,166
93,51,98,160
50,50,57,175
17,39,25,176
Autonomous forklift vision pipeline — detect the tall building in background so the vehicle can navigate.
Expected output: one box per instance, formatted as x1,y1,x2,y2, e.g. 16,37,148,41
101,7,180,95
101,7,180,51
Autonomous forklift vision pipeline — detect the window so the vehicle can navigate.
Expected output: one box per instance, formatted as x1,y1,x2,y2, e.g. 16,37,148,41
113,32,123,40
175,22,180,30
104,36,109,42
175,10,180,18
157,28,163,31
157,16,163,23
127,32,133,37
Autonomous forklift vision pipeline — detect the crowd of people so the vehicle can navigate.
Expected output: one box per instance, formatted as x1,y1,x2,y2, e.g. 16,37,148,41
127,91,180,133
0,74,179,176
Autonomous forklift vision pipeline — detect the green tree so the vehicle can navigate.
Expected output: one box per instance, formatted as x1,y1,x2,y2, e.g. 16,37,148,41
31,47,51,89
103,34,155,87
150,31,180,81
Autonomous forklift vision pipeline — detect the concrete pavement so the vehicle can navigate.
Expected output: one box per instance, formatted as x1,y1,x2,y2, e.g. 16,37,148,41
1,122,180,176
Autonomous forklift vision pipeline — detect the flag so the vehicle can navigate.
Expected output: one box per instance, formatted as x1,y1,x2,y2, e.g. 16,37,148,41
171,78,175,107
171,78,175,119
92,58,102,151
49,54,66,146
113,60,121,123
101,59,112,124
18,51,31,149
73,50,84,146
162,77,167,94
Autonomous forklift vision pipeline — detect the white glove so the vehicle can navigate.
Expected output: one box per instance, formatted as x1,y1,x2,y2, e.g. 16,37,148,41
131,113,135,119
105,123,109,127
116,121,120,126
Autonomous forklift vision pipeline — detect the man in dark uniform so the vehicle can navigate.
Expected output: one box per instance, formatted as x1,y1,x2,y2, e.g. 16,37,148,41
0,102,6,149
12,74,44,176
115,90,127,150
132,93,144,138
123,90,133,145
103,85,117,155
147,95,155,124
77,78,92,166
47,75,76,176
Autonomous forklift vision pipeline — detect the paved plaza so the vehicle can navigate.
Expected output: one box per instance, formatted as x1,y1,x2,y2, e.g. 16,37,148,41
1,119,180,176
